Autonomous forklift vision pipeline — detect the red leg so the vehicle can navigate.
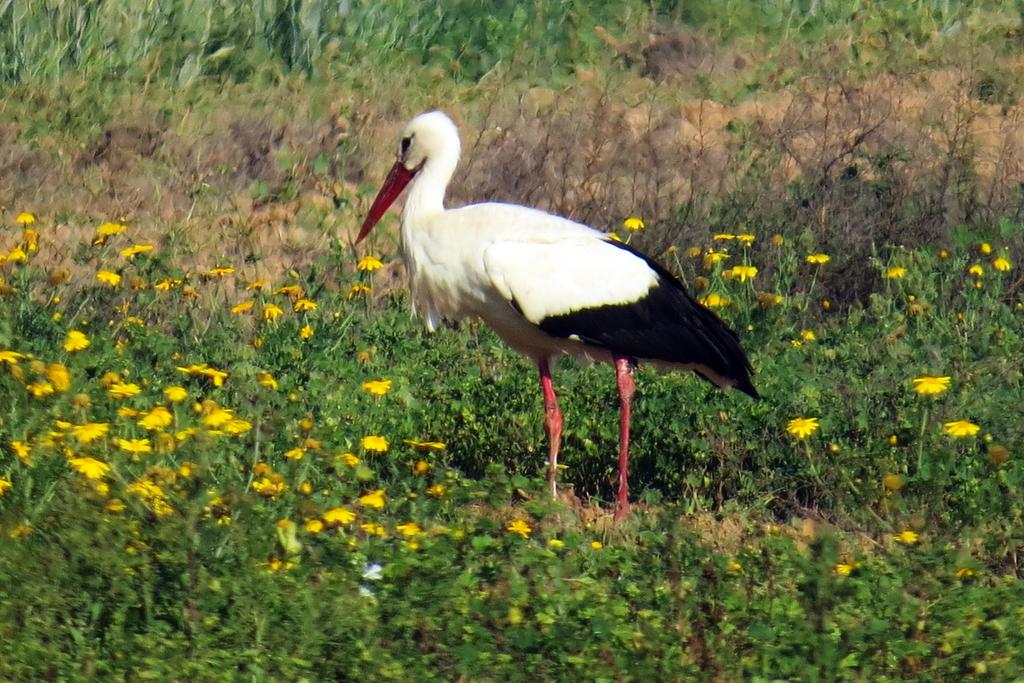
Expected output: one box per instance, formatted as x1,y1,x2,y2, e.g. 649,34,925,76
613,354,636,520
538,358,562,498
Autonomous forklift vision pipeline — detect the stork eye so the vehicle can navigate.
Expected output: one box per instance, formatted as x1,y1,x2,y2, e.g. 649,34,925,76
400,136,412,156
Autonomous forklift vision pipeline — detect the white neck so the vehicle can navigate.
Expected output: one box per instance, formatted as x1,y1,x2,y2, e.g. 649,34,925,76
402,140,460,223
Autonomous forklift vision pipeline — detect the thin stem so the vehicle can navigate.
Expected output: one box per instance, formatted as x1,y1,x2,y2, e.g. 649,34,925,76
916,405,930,477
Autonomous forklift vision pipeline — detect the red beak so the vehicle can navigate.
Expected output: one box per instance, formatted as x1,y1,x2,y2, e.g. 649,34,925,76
356,161,418,244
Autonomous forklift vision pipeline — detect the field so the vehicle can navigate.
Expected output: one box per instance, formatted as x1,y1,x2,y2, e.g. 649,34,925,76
2,1,1024,679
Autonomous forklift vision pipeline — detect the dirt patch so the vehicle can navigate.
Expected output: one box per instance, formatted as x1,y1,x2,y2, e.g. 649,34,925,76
3,56,1023,299
640,27,741,83
83,122,166,172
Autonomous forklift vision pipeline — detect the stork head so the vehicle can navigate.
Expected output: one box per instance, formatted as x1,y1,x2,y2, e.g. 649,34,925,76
356,111,461,243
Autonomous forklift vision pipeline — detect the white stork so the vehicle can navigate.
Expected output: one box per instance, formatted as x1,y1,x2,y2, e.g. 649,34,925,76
357,111,757,519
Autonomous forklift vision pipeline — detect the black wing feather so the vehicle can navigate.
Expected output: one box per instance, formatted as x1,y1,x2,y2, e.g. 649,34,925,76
537,240,758,398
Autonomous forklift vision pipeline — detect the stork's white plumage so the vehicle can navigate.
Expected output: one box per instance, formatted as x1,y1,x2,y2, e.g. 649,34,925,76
358,111,757,519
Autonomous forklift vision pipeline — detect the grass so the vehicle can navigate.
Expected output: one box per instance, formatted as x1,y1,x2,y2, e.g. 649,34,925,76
0,213,1022,678
2,1,1024,679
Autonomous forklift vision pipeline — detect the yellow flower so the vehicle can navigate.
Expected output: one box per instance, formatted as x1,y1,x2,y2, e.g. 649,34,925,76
396,522,423,537
206,266,234,278
0,350,25,364
7,247,28,263
323,507,356,527
403,439,446,452
806,253,830,265
46,363,71,391
246,280,269,291
11,440,30,464
506,518,532,538
105,499,126,513
117,438,152,454
727,265,758,282
0,477,12,496
834,562,855,576
201,367,229,386
154,278,182,291
164,386,187,402
230,300,255,315
623,216,645,232
95,221,126,238
138,406,173,430
362,435,389,453
200,406,234,428
175,427,198,443
357,256,384,272
126,479,173,516
427,483,447,498
956,567,974,579
64,330,91,352
885,267,907,279
72,422,109,444
800,330,816,341
944,420,981,438
992,256,1012,272
358,489,386,509
786,417,820,439
256,372,278,390
979,242,992,255
96,270,121,286
698,292,730,308
120,244,154,258
16,212,36,224
275,284,304,298
252,475,287,499
68,457,111,480
736,234,755,246
107,382,141,399
360,522,385,536
967,264,984,277
883,474,903,492
413,460,430,475
894,530,919,545
265,558,295,573
338,453,360,466
262,303,284,320
27,382,55,398
305,518,325,534
912,376,950,396
361,379,392,396
713,233,735,242
547,538,565,549
348,284,372,299
176,364,228,386
293,298,317,311
221,418,251,435
702,249,729,269
591,541,604,550
284,447,305,460
300,324,314,340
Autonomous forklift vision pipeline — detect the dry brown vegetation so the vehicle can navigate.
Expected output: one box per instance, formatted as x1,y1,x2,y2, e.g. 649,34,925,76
3,36,1024,304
